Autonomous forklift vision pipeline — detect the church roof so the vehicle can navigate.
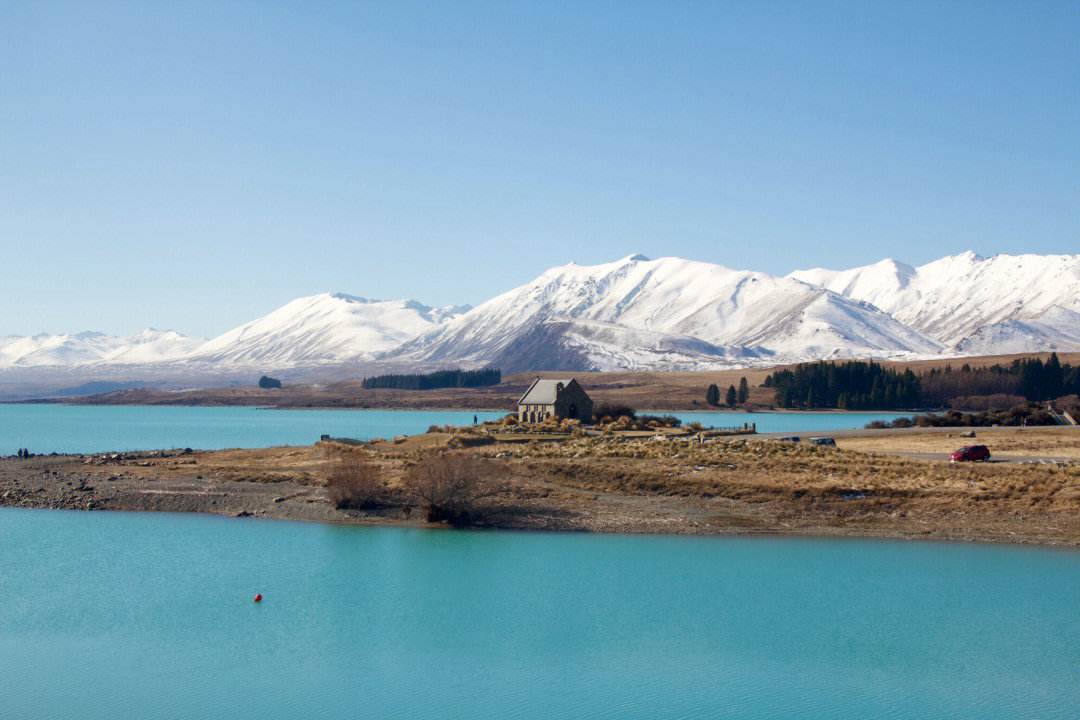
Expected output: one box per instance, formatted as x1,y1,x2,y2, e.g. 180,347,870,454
518,378,575,405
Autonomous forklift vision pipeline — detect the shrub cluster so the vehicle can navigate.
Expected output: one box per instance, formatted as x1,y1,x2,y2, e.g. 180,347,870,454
325,450,390,509
593,402,636,421
595,414,682,433
403,452,504,526
866,405,1059,429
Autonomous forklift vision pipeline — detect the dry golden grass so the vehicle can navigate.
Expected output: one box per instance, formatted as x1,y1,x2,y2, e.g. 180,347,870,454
485,436,1080,534
839,427,1080,459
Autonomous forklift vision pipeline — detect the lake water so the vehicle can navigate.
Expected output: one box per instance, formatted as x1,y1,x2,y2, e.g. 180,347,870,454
1,507,1077,719
0,404,909,455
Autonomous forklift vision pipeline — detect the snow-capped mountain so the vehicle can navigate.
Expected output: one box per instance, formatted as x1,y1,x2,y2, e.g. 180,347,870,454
0,294,468,370
391,255,943,372
5,252,1076,382
790,252,1080,351
184,293,470,367
0,329,200,368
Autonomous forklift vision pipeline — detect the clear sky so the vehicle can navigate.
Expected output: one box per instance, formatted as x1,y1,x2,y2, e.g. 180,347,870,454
2,1,1077,338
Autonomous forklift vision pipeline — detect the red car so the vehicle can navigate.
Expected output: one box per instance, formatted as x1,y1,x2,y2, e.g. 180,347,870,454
950,445,991,462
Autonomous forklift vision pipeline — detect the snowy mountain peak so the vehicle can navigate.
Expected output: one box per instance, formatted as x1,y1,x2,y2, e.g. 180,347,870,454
792,251,1080,351
394,255,942,372
953,250,984,263
789,258,916,308
185,292,470,367
328,292,372,303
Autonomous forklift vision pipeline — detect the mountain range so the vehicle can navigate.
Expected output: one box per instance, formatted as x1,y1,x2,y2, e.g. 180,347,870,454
3,252,1078,380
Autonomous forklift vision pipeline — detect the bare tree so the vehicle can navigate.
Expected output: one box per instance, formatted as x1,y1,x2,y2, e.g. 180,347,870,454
403,452,504,526
325,449,386,510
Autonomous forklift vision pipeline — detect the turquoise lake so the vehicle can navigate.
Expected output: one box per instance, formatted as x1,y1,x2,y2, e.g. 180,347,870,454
0,404,910,454
1,507,1078,719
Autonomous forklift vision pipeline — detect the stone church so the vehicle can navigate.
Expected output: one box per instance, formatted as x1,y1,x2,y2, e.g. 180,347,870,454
517,377,593,424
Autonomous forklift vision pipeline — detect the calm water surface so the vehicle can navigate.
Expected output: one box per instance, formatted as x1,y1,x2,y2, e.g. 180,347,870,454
0,404,910,454
1,508,1078,719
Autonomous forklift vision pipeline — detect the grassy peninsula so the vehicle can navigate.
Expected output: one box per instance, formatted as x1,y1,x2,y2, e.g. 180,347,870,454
3,424,1078,546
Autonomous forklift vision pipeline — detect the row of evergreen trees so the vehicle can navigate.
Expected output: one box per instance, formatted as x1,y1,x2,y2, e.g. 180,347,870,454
763,354,1080,410
1014,354,1080,400
361,368,501,390
764,361,920,410
920,354,1080,405
706,378,749,407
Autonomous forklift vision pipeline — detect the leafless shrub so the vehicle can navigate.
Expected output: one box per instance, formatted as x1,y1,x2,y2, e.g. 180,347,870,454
325,450,387,510
404,452,505,526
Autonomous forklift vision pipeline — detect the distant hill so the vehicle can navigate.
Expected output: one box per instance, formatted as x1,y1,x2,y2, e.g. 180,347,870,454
48,380,149,398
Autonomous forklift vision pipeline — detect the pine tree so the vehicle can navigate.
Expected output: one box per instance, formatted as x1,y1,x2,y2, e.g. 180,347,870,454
706,384,720,406
737,377,749,404
1046,353,1064,399
725,385,737,407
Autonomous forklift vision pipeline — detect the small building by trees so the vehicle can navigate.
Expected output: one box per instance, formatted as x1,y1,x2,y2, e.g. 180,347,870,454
517,377,593,424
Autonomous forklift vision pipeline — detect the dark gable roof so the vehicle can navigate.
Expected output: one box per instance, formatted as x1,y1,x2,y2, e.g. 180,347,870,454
518,378,575,405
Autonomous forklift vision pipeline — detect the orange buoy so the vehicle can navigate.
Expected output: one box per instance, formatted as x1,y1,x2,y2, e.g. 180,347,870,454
253,593,263,603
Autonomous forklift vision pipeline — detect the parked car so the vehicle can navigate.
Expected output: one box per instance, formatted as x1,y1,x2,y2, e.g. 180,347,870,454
809,437,836,446
950,445,991,462
777,436,801,443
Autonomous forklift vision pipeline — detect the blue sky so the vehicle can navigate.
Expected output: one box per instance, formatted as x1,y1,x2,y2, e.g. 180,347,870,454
2,1,1077,337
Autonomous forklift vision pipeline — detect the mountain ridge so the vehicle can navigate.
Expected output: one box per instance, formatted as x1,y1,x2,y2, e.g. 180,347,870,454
789,251,1080,349
3,252,1078,376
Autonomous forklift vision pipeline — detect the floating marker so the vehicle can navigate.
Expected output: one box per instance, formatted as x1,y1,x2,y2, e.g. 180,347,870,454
253,593,263,603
